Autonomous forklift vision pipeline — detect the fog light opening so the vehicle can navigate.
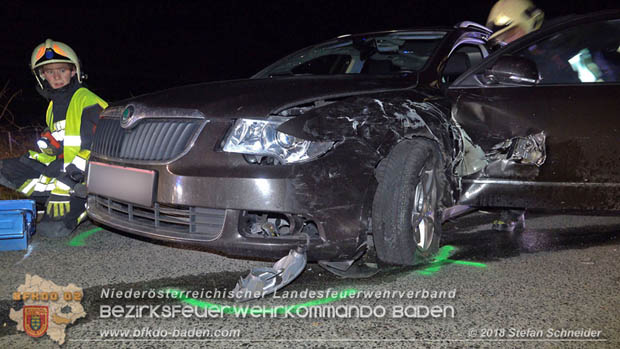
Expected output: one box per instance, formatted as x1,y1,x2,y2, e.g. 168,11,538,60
239,211,319,239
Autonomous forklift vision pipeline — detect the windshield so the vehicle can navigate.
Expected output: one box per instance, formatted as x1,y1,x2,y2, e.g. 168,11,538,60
254,31,447,78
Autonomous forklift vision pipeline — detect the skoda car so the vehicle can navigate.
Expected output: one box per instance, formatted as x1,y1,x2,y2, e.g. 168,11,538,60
87,11,620,267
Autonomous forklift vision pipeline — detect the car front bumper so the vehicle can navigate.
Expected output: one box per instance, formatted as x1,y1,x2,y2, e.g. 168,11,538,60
87,194,359,260
86,117,378,261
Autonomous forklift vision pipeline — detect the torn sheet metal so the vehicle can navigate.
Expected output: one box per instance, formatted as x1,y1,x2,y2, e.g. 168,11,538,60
459,131,549,206
455,128,547,180
233,247,307,301
454,125,487,176
486,131,547,167
482,159,542,179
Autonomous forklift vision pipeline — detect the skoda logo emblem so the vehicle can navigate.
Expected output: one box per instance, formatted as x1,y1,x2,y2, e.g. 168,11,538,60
121,105,135,124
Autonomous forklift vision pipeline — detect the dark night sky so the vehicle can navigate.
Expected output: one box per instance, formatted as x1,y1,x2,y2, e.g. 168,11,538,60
0,0,617,123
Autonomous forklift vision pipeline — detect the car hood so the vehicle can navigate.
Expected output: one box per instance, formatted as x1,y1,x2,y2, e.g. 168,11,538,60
112,74,418,118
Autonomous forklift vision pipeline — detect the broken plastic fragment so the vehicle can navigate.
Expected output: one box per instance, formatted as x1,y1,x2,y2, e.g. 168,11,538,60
233,247,307,301
319,259,379,278
318,243,379,278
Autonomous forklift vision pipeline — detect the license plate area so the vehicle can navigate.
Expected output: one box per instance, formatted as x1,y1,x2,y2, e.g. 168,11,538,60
87,162,157,207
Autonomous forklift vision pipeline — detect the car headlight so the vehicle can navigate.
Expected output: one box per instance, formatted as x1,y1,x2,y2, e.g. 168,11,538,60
222,118,333,164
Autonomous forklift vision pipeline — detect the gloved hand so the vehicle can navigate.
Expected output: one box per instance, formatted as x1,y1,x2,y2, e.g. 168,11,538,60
46,186,71,219
37,128,62,156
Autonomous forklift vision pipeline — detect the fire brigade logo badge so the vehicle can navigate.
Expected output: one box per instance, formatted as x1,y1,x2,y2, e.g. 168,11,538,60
10,274,86,344
23,306,49,338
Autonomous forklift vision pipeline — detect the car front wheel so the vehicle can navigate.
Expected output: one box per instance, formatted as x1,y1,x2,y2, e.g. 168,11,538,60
372,138,444,266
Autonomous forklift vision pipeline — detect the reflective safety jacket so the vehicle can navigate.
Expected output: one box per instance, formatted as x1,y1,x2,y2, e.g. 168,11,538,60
44,87,108,171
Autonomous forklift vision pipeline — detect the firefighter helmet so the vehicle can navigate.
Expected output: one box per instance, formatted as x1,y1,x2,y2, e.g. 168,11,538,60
487,0,544,44
30,39,82,88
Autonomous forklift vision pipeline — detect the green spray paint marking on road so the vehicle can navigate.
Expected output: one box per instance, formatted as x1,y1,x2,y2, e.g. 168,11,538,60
416,245,486,276
166,288,358,315
68,227,103,246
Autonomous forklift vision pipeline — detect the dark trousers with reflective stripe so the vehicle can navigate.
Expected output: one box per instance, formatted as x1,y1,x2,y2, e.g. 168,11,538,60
0,155,86,228
0,155,56,205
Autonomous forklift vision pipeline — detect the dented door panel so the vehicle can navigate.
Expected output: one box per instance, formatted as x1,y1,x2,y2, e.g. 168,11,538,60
451,84,620,210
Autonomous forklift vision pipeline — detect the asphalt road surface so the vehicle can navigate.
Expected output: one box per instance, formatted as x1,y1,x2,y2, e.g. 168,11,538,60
1,212,618,348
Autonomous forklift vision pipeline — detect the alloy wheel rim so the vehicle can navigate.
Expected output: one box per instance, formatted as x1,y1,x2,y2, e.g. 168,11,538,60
411,168,436,251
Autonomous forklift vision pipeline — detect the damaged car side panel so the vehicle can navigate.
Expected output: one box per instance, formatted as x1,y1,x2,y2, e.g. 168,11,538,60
451,73,620,211
279,90,462,206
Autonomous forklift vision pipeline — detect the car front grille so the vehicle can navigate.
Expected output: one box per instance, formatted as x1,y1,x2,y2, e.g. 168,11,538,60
88,195,225,240
91,118,204,162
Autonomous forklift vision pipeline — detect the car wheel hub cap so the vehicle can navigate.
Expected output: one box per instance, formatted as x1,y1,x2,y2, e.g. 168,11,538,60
411,168,436,251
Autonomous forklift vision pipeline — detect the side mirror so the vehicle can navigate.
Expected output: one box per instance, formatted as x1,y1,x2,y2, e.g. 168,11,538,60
482,55,539,85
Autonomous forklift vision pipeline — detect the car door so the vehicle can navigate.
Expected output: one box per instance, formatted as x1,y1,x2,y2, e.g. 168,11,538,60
448,14,620,211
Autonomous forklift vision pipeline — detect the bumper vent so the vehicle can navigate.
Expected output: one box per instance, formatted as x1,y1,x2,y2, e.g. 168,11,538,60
91,118,204,162
88,195,225,240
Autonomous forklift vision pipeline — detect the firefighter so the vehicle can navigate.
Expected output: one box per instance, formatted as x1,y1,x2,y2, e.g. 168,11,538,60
0,39,107,236
486,0,544,47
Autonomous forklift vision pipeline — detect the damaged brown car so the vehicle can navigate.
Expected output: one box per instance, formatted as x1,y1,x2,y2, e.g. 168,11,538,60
86,11,620,269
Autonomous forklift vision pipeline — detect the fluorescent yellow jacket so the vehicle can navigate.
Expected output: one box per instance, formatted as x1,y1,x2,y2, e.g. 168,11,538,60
45,87,108,170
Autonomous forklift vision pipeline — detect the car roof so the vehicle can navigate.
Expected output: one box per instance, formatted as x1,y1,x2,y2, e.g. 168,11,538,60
329,21,492,42
331,27,453,40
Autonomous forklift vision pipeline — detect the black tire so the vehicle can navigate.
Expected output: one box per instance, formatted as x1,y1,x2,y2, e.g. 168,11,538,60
372,138,444,266
374,158,387,184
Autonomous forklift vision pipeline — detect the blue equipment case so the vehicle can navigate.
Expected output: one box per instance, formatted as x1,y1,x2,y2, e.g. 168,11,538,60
0,200,36,251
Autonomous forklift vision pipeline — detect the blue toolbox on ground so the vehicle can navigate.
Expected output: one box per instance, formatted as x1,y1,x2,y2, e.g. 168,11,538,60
0,200,36,251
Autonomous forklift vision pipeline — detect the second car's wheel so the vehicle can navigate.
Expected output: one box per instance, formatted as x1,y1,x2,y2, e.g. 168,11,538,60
372,138,444,266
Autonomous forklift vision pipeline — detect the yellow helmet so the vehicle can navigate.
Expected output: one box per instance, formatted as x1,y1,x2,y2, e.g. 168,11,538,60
30,39,82,88
486,0,544,43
